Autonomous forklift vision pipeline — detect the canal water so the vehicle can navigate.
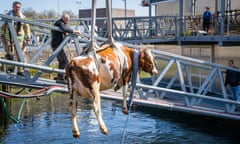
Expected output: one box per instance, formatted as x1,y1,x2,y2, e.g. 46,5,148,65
0,94,239,144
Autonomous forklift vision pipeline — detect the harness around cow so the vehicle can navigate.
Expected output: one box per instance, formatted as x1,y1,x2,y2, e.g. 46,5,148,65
90,43,130,90
97,43,140,116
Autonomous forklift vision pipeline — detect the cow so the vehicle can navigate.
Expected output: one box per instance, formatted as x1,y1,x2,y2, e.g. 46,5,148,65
65,42,158,138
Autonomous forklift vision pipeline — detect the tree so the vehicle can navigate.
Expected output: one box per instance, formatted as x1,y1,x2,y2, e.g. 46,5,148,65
46,10,58,19
37,10,57,19
23,8,38,19
22,8,57,19
21,8,77,19
38,11,47,19
62,10,78,18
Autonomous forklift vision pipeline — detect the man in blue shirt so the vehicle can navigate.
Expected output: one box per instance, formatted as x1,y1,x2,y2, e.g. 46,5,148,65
202,6,212,33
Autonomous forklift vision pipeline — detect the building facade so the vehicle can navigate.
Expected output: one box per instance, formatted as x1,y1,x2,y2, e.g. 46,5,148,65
155,0,240,16
78,8,135,29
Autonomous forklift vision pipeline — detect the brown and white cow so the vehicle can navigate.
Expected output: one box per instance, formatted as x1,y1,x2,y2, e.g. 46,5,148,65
65,42,158,138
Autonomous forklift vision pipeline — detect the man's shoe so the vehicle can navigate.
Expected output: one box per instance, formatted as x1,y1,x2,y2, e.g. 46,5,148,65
5,54,14,60
7,68,14,73
17,72,25,76
54,77,58,80
235,107,240,112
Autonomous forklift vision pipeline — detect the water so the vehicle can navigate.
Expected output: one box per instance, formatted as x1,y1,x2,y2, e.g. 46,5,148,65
0,94,239,144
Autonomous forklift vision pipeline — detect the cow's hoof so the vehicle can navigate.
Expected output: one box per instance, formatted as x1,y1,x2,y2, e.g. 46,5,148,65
100,127,108,135
72,130,80,138
122,108,129,115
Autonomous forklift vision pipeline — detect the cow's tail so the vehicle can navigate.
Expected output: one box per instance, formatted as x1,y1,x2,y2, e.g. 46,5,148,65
66,61,76,100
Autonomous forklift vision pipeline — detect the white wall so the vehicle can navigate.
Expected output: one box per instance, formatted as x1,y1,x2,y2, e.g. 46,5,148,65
156,0,240,16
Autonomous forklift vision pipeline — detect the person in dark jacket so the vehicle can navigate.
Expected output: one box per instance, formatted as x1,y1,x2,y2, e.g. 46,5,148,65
51,14,80,83
225,60,240,101
202,6,212,33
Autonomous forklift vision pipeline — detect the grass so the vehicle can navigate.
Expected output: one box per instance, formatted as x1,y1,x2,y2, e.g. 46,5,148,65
27,63,58,79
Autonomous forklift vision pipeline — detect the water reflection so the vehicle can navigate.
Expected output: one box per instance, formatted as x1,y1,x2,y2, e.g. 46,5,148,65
1,94,240,143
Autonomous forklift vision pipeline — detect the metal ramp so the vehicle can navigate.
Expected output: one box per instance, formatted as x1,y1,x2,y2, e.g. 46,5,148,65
100,49,240,121
0,14,240,122
135,49,240,120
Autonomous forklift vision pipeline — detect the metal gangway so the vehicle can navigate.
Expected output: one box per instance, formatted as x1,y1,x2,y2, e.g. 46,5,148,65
0,14,240,123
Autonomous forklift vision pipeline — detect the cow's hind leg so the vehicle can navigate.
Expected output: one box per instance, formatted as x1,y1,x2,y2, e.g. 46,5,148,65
92,88,108,135
69,90,80,138
122,85,129,114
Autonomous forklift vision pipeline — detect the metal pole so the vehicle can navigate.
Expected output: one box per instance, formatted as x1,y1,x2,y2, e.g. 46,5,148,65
220,0,225,38
192,0,196,16
178,0,183,45
148,0,153,36
125,0,126,18
123,0,126,26
155,4,157,16
89,0,97,52
76,1,81,18
111,0,112,15
227,0,231,36
106,0,113,42
58,0,59,17
214,0,218,35
148,0,151,17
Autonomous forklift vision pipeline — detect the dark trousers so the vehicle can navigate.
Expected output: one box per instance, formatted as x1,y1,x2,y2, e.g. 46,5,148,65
203,20,210,32
52,47,68,79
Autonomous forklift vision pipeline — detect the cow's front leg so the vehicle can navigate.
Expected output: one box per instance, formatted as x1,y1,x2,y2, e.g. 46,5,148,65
122,85,129,114
69,90,80,138
92,87,108,135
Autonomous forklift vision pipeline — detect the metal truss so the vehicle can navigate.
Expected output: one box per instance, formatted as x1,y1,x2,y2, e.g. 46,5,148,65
0,13,240,120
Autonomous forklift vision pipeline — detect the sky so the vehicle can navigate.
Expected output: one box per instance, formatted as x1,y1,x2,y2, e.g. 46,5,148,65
0,0,151,16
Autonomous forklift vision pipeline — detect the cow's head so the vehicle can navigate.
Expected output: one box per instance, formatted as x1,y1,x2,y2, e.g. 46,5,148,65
139,48,158,75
